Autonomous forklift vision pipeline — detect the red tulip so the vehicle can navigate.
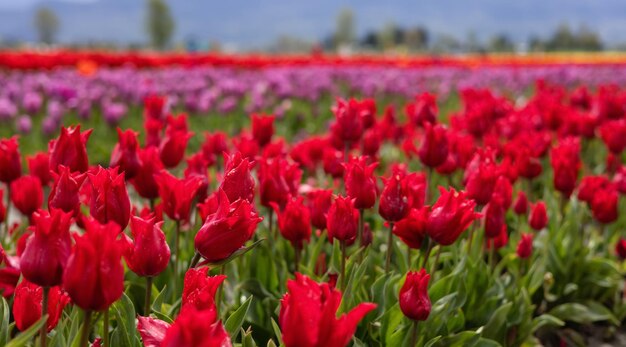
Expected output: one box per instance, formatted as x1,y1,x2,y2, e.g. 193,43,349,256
322,147,345,178
331,98,364,145
516,233,533,259
27,153,50,186
406,92,437,126
159,127,192,168
220,152,255,204
20,209,72,287
393,207,428,249
399,269,431,321
201,131,229,167
486,226,509,250
182,267,227,312
492,176,513,209
259,157,301,209
144,95,167,121
12,280,70,332
48,126,92,174
0,136,22,183
123,216,170,277
599,119,626,154
48,165,86,216
232,133,260,159
344,156,378,209
0,258,20,298
616,238,626,260
379,174,412,222
550,137,580,198
272,197,311,249
137,316,170,347
184,153,210,202
483,196,506,239
403,172,427,209
155,170,203,223
327,195,359,244
110,128,141,179
195,189,262,263
144,118,163,148
513,191,528,215
464,150,498,206
613,166,626,195
197,191,220,223
362,128,382,158
418,123,448,168
251,113,275,147
529,201,548,231
279,273,376,347
10,175,43,218
62,218,125,311
307,189,333,230
88,166,131,229
578,175,611,203
590,187,619,224
161,306,232,347
0,190,5,225
427,187,480,246
131,147,164,200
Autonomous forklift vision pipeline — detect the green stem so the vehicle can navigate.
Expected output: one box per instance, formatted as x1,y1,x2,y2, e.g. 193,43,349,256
294,245,301,273
145,277,153,316
217,265,226,316
103,308,109,347
431,246,443,275
340,241,347,291
188,252,201,270
385,223,394,272
410,320,419,347
407,248,412,269
421,240,434,270
357,209,364,248
79,310,92,347
40,286,49,347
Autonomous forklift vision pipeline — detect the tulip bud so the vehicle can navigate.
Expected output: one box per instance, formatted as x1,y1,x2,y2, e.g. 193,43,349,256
516,233,533,259
159,127,192,169
20,209,72,287
195,189,262,263
418,123,448,168
513,191,528,215
331,98,364,145
529,201,548,231
483,196,506,239
399,269,431,321
182,267,227,311
131,147,164,200
110,128,141,179
10,175,43,218
48,126,91,174
62,218,125,311
220,152,255,204
155,170,203,224
27,153,50,186
379,174,412,222
251,114,275,147
161,306,231,347
88,166,131,229
272,197,311,250
550,137,580,198
0,136,22,183
259,157,301,209
123,216,170,277
344,156,378,210
393,207,428,249
307,189,333,231
590,187,619,224
48,165,86,216
427,187,480,246
327,195,359,244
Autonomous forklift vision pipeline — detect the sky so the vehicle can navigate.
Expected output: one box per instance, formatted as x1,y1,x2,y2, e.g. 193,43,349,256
1,0,626,49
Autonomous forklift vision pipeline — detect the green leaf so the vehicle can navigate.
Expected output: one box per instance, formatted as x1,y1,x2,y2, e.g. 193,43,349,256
6,314,48,347
0,297,9,346
270,318,284,347
548,302,619,325
481,302,512,341
241,327,258,347
428,331,480,347
110,293,139,347
225,296,253,340
206,239,265,267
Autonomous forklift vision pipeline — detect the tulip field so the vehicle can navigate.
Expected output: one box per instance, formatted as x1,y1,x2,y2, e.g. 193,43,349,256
3,52,626,347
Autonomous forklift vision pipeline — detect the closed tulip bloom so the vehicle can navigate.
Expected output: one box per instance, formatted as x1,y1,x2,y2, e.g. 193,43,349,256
62,218,125,311
159,128,192,169
156,170,203,223
279,273,376,347
404,172,427,209
486,226,509,250
182,267,227,311
379,174,412,222
483,196,506,239
418,123,448,168
406,92,437,126
251,113,275,147
492,176,513,209
144,95,167,120
399,269,431,321
48,165,86,216
259,157,301,209
161,306,232,347
393,207,428,249
110,128,141,179
272,197,311,249
27,153,51,186
0,136,22,183
12,280,70,332
48,126,92,174
89,166,131,229
131,147,164,200
550,137,580,198
20,209,72,287
529,202,548,231
577,175,611,203
307,189,333,230
137,316,170,347
616,238,626,260
123,216,170,277
322,148,345,178
599,119,626,154
331,98,364,144
344,157,378,209
516,233,533,259
10,175,43,218
201,131,229,167
220,152,255,204
464,151,498,206
195,189,262,263
427,187,479,246
513,191,528,215
197,191,220,223
327,195,359,244
591,188,619,224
